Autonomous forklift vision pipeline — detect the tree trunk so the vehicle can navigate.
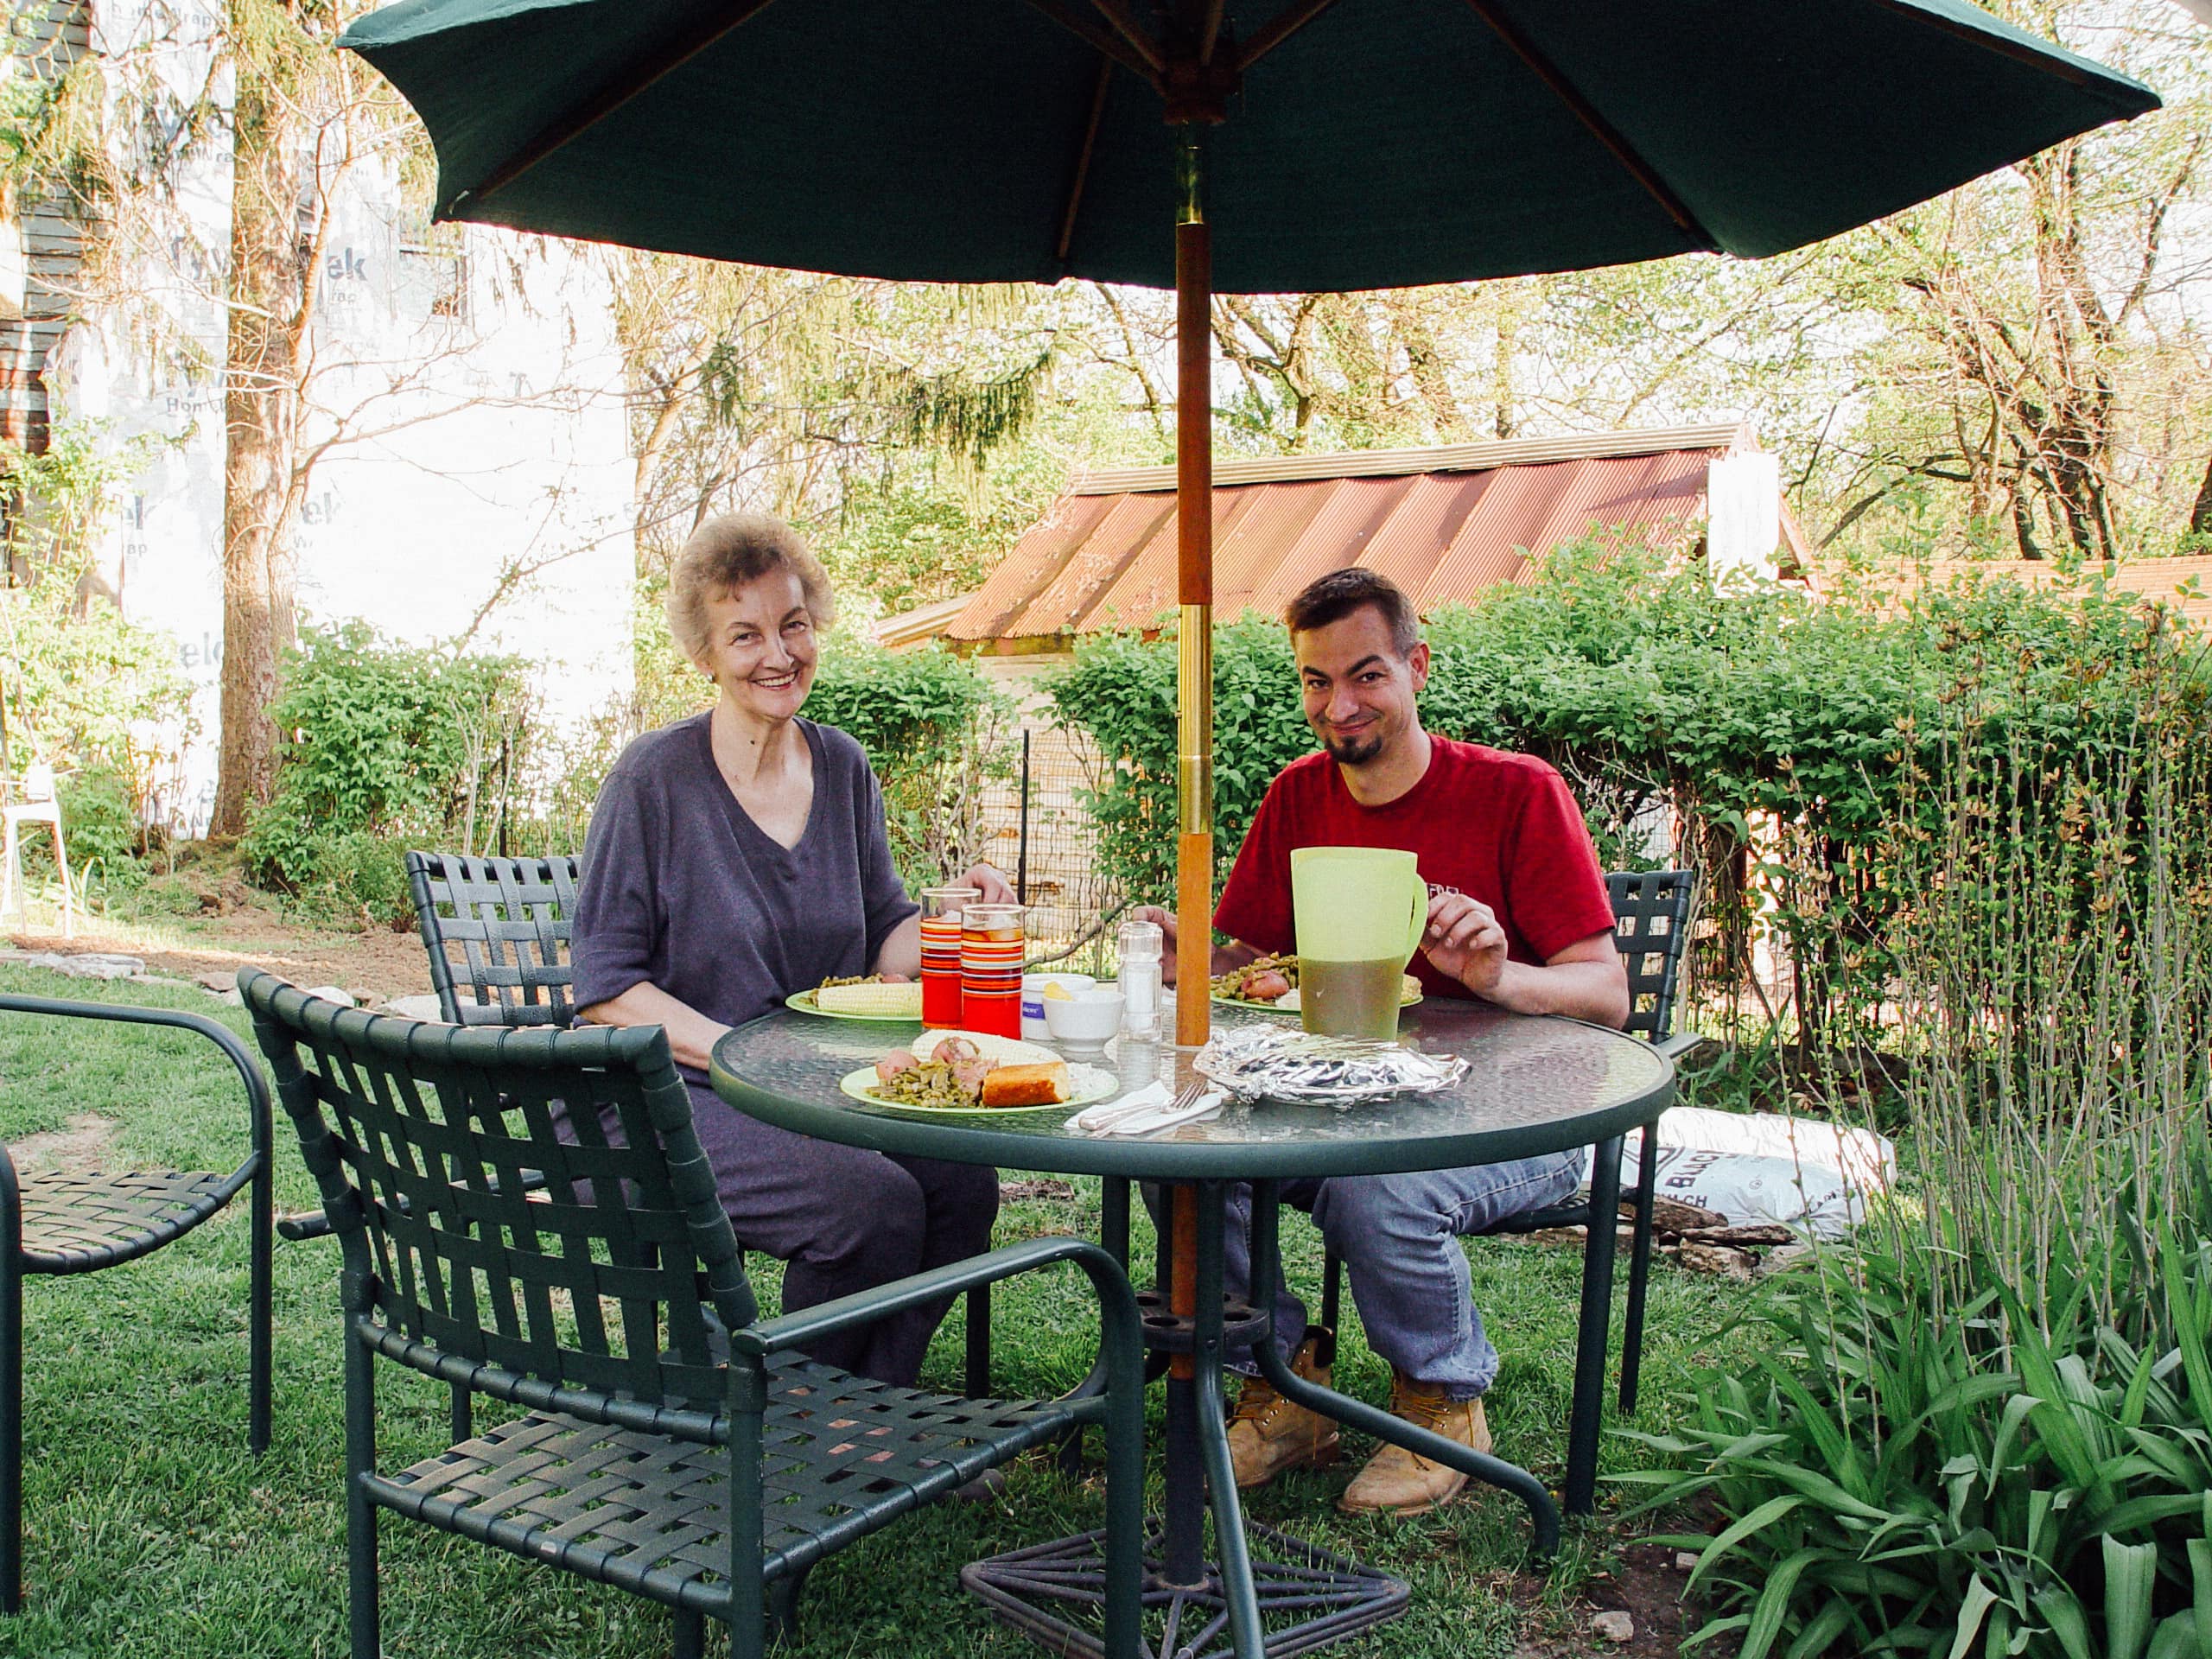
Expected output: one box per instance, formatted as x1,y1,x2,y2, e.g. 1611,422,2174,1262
210,39,302,839
2190,454,2212,538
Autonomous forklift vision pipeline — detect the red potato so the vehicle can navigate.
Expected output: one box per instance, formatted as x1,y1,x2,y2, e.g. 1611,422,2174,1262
931,1034,980,1063
875,1049,918,1083
949,1054,995,1096
1244,969,1292,1001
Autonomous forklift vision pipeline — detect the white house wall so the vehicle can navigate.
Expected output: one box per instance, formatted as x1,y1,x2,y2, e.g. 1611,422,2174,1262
48,0,634,836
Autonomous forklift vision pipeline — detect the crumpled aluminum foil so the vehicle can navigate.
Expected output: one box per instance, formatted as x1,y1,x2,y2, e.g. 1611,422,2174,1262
1194,1027,1468,1106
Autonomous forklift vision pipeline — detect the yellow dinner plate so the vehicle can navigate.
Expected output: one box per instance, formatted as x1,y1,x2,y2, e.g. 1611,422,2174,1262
836,1061,1122,1114
837,1031,1109,1112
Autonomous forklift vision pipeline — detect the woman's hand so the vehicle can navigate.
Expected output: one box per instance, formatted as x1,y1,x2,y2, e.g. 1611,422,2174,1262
960,863,1018,905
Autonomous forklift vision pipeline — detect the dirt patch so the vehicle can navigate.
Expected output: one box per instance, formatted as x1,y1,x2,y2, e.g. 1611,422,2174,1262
1510,1535,1723,1659
9,905,435,1008
10,1113,123,1176
1577,1540,1708,1658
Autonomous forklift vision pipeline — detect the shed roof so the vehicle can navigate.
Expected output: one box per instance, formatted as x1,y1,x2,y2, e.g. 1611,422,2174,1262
944,423,1809,643
1832,556,2212,632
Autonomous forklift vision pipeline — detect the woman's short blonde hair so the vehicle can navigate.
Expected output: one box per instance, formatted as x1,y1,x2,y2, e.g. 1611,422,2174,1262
666,512,836,664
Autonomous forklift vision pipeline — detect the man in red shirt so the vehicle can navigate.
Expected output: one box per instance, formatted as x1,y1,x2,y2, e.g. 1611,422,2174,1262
1143,568,1628,1516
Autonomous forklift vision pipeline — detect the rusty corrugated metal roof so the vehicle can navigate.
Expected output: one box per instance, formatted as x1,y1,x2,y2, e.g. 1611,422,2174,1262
946,424,1789,642
1831,556,2212,632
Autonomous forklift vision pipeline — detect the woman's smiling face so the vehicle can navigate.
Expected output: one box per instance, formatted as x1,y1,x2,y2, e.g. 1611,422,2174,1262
696,569,820,723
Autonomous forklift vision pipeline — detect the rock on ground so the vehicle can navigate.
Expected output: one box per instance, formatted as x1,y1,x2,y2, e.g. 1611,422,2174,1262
1675,1242,1756,1281
0,950,145,980
1758,1242,1819,1276
1592,1610,1636,1643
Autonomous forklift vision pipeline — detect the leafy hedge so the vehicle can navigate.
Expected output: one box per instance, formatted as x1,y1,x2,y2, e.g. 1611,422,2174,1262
1047,547,2212,1041
805,642,1014,893
242,624,530,918
257,615,1012,914
3,592,192,771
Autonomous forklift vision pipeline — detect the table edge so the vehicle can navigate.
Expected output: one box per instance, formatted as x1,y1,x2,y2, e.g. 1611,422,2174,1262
707,1014,1676,1179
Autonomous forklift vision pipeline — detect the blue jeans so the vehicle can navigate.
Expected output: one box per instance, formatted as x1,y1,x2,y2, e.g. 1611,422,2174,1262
1156,1151,1583,1402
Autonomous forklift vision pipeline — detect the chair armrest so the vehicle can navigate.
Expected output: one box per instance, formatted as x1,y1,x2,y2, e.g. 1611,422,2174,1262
0,992,273,1181
1652,1031,1705,1064
733,1235,1135,1359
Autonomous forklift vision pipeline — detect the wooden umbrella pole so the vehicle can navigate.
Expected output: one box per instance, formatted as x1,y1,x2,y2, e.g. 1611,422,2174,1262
1168,1183,1198,1382
1173,125,1213,1050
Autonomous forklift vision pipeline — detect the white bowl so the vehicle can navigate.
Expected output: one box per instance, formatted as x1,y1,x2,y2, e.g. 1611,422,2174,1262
1021,973,1097,1039
1045,988,1125,1049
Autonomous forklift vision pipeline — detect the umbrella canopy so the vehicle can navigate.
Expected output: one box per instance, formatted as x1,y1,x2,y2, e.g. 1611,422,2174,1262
346,0,2156,294
343,0,2157,1054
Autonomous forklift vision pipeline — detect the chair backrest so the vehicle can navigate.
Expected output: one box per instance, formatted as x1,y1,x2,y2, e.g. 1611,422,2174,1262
244,969,756,1410
1605,868,1695,1043
405,852,581,1028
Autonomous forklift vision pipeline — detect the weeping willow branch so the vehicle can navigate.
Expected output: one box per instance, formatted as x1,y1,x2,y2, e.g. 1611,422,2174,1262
884,347,1052,474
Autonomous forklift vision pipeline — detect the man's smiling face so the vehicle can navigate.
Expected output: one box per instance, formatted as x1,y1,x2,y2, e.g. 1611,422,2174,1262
1294,602,1430,768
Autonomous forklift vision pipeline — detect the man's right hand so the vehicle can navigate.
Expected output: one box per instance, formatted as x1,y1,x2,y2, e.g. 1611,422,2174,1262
1131,905,1260,987
1131,904,1181,983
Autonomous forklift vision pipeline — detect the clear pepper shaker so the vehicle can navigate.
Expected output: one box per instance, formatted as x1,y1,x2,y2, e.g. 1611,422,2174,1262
1116,918,1164,1041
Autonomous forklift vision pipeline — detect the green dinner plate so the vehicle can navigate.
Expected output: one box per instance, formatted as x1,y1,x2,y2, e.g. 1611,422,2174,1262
1211,980,1424,1015
785,988,924,1022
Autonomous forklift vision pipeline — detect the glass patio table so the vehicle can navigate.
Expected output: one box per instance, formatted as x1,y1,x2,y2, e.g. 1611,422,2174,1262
710,1000,1674,1659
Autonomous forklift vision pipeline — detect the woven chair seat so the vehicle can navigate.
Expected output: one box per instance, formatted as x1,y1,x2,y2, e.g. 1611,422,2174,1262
370,1357,1082,1607
20,1168,238,1274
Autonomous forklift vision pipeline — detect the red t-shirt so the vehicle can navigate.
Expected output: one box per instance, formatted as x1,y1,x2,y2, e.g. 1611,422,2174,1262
1214,737,1618,1001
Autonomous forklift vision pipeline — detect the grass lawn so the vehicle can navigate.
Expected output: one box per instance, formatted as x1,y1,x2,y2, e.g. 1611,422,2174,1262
0,963,1745,1658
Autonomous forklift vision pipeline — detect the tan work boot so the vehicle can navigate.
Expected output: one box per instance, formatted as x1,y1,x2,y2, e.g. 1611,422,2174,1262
1337,1370,1491,1516
1225,1329,1341,1490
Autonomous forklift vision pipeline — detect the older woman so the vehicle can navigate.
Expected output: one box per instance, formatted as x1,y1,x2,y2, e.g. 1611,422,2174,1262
571,512,1011,1388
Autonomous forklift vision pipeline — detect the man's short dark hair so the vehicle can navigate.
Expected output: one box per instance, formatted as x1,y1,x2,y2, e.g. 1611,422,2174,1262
1283,568,1421,658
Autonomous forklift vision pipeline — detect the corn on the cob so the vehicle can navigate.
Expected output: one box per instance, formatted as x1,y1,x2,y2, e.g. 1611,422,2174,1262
816,980,924,1018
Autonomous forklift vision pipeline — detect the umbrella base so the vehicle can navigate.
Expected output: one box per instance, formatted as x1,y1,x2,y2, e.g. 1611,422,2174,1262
961,1519,1410,1658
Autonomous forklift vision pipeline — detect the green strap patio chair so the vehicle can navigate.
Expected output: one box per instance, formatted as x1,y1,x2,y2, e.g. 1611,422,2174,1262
404,850,582,1028
1313,868,1701,1413
400,848,1002,1403
0,992,274,1613
244,969,1144,1659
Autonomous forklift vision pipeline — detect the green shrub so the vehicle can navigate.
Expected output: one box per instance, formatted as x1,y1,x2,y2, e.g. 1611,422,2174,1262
0,589,192,823
1045,615,1305,904
52,763,143,889
1623,627,2212,1659
242,624,529,920
1625,1221,2212,1659
804,643,1015,891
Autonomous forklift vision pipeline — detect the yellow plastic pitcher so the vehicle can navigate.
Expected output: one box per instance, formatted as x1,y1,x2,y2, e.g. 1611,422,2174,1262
1290,847,1427,1039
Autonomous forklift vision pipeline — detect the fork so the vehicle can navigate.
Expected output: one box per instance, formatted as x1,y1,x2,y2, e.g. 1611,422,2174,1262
1103,1077,1219,1137
1073,1077,1207,1135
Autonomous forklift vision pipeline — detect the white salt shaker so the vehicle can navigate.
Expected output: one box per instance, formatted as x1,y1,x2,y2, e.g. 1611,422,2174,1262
1116,918,1163,1042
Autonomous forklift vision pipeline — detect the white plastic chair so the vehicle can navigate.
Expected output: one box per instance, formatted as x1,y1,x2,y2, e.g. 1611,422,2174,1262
0,764,72,938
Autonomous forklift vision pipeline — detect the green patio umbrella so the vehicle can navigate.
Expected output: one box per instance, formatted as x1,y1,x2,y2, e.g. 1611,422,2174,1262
341,0,2158,1044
